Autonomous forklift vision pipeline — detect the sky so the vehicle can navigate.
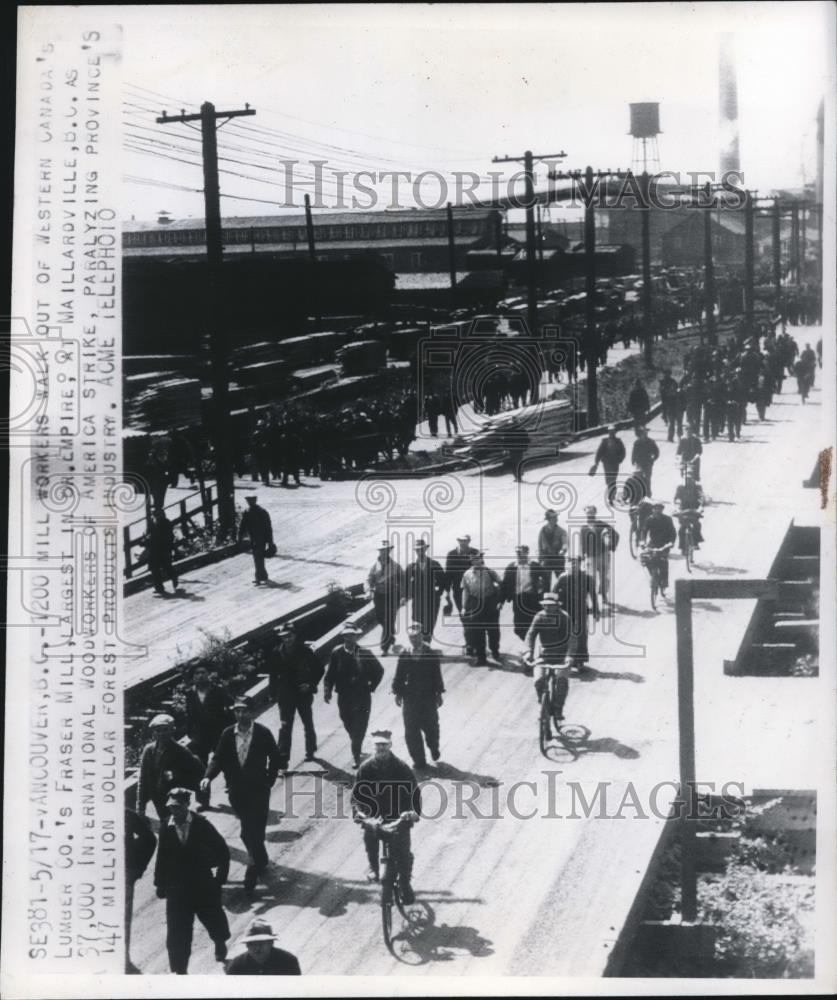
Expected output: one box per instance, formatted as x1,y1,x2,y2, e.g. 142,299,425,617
75,2,834,221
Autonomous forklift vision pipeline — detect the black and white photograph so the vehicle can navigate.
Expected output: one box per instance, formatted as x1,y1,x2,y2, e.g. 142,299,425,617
3,3,836,995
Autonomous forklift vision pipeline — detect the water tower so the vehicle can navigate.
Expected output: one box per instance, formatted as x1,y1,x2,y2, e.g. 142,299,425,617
629,102,661,174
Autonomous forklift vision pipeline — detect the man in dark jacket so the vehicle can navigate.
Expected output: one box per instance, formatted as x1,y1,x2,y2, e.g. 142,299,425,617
553,556,599,671
579,505,620,603
591,425,626,502
630,426,660,497
137,714,205,821
351,730,421,902
404,540,445,642
185,666,234,808
125,808,157,973
153,787,230,974
676,426,703,482
238,494,275,586
146,509,178,596
201,696,282,893
627,378,650,427
525,594,572,717
641,501,678,591
323,624,385,768
226,919,301,975
267,623,324,773
392,623,445,769
502,544,547,640
443,534,478,649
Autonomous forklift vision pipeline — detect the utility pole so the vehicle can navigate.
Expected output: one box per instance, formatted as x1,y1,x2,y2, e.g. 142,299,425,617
304,193,317,262
536,203,544,263
640,171,654,364
772,198,783,327
790,202,800,285
583,166,599,426
494,211,503,258
157,101,256,539
702,183,717,345
744,189,755,339
492,149,566,341
446,202,457,289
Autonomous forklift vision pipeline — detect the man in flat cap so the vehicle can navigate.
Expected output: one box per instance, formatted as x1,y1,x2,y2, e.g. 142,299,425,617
351,730,421,903
525,594,572,719
153,787,231,974
392,623,445,769
640,501,677,594
323,624,385,768
367,540,405,656
238,493,275,586
503,544,548,641
225,918,301,976
201,695,282,894
579,505,620,604
461,550,503,665
443,534,478,651
538,509,567,588
137,713,205,821
267,622,324,774
405,539,446,643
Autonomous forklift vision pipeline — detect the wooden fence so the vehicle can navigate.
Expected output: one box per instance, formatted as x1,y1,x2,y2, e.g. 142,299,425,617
123,484,219,578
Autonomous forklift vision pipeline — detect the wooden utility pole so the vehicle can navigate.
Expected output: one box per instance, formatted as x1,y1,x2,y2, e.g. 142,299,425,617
157,101,256,538
640,171,654,364
744,189,755,339
702,183,717,345
772,198,783,326
492,149,566,340
583,166,599,427
446,202,457,289
304,193,317,262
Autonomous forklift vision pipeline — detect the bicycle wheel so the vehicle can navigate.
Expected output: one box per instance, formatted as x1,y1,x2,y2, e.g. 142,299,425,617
684,526,693,574
629,523,639,559
381,876,394,948
649,568,658,611
539,693,552,756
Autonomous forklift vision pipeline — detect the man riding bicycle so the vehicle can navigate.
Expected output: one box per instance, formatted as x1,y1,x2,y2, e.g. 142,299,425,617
351,730,421,904
621,465,653,538
673,470,705,549
524,594,572,720
640,501,677,593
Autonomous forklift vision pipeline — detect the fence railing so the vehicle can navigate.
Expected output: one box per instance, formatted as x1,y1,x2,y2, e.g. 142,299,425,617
123,484,219,579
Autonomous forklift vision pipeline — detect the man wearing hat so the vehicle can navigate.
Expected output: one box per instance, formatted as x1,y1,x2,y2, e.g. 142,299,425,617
554,555,599,670
538,509,568,587
137,713,205,821
366,540,405,656
590,425,626,502
405,539,446,643
579,505,620,604
351,730,421,902
323,624,385,768
153,787,231,974
267,623,325,774
461,550,503,665
238,494,275,586
525,594,572,718
502,544,548,641
640,501,677,592
201,695,282,893
392,623,445,769
225,918,301,975
443,534,479,650
630,426,660,497
184,666,235,809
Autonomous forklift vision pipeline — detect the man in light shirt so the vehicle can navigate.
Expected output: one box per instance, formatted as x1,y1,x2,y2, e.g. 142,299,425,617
367,540,405,655
461,551,503,666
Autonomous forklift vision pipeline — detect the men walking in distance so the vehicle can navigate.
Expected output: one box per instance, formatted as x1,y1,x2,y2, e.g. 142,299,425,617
590,425,626,503
323,623,385,768
538,508,568,587
225,919,301,976
525,594,572,719
201,695,282,894
146,508,179,596
351,730,421,903
554,555,599,671
579,505,620,604
405,539,445,642
137,714,205,821
367,540,404,656
627,377,651,427
238,494,275,586
631,426,660,497
268,623,324,775
184,666,234,809
461,551,503,666
502,544,547,641
444,534,479,651
153,788,231,974
392,623,445,769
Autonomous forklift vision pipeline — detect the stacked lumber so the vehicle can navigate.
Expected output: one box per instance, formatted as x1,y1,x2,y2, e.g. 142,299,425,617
124,376,203,431
336,339,387,376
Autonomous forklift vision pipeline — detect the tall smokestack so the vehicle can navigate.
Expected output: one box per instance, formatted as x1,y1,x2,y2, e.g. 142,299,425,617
718,34,741,177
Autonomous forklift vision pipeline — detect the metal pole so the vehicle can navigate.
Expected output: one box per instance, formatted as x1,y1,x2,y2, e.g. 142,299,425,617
584,165,599,427
675,579,698,923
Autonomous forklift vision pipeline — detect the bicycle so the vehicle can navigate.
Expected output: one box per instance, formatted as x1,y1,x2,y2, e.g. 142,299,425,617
674,509,702,574
528,659,571,757
639,543,672,611
678,456,700,483
363,813,419,952
628,500,652,560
